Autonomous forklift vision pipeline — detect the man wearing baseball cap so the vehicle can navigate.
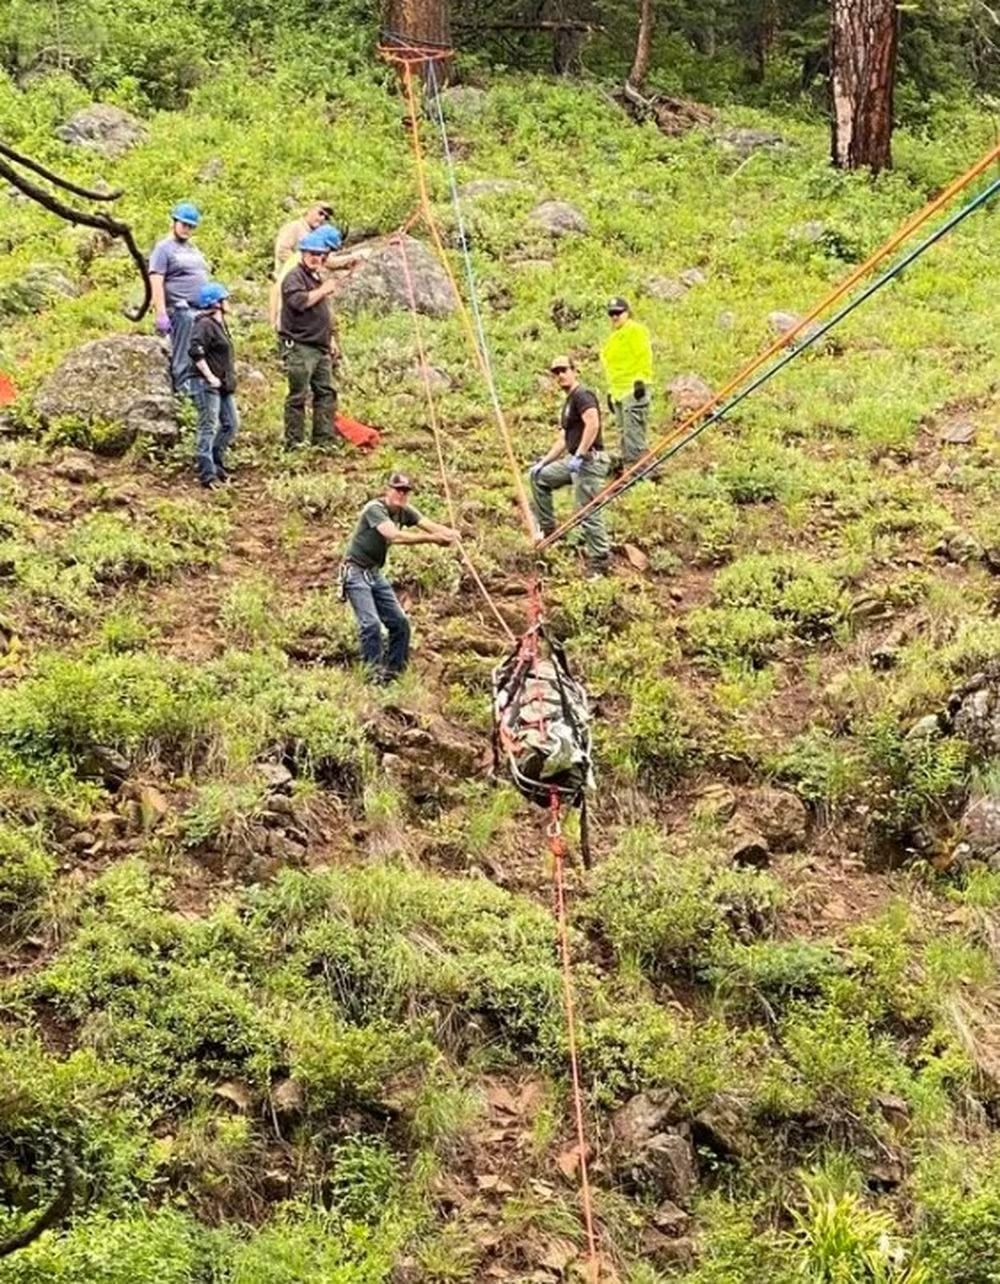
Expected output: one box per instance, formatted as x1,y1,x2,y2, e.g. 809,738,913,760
273,200,336,275
528,355,610,579
340,472,458,683
599,296,654,468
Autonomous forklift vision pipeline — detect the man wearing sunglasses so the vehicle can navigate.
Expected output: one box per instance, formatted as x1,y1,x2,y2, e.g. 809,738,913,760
528,356,611,579
600,295,653,467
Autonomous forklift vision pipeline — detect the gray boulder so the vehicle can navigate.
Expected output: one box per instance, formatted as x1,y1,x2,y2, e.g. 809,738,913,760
718,127,787,158
336,235,455,319
530,200,586,237
55,105,147,157
0,264,78,321
34,334,177,449
949,665,1000,757
646,276,688,303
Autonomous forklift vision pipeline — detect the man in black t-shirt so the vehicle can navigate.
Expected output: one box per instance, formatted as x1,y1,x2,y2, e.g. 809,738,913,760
279,231,338,450
340,471,458,683
528,355,611,577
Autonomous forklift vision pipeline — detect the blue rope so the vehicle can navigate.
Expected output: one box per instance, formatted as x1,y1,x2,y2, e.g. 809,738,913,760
571,172,1000,524
424,59,508,426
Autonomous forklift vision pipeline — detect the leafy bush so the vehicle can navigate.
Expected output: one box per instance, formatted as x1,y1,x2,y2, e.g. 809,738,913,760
0,821,56,940
591,828,781,980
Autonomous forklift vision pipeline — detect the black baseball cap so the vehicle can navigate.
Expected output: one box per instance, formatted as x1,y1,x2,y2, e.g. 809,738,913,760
388,471,414,491
606,295,630,314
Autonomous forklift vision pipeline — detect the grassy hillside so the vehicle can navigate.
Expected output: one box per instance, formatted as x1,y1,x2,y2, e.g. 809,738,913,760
3,51,1000,1282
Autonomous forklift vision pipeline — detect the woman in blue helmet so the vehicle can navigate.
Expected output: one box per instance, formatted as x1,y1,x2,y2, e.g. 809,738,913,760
149,202,210,396
188,282,239,489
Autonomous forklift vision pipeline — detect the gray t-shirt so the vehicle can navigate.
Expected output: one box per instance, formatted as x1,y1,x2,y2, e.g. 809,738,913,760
344,499,422,570
149,235,210,309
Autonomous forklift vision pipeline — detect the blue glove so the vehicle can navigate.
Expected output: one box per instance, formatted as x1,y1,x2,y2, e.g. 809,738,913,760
529,459,545,479
567,454,584,474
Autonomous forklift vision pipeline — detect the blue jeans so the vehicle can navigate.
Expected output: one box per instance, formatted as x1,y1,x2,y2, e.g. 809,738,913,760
168,304,195,395
191,379,239,483
343,565,411,676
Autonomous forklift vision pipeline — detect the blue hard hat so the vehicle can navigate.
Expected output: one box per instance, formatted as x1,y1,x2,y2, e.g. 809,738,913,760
317,224,343,250
171,201,201,226
298,230,330,253
196,281,229,309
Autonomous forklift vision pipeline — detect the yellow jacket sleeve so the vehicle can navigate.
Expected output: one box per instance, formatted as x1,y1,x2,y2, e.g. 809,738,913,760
600,320,654,400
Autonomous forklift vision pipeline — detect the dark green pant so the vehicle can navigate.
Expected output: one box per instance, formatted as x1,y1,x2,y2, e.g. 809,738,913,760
283,342,336,448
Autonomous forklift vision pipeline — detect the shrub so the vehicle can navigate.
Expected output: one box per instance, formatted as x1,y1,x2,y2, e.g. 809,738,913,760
0,821,56,940
591,828,781,981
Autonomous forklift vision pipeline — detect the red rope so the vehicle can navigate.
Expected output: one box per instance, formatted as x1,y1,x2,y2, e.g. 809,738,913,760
549,793,600,1282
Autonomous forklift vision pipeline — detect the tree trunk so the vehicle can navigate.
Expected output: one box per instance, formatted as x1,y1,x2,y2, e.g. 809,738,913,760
829,0,900,174
384,0,452,84
628,0,655,90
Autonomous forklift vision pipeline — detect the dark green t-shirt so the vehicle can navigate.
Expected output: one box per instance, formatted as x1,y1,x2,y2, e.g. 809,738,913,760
344,499,423,570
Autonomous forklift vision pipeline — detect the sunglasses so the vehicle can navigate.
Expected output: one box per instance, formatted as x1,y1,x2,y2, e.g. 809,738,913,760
607,310,626,317
550,365,569,374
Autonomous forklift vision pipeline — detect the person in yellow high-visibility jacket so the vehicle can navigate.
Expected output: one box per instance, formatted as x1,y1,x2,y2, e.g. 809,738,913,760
599,296,653,466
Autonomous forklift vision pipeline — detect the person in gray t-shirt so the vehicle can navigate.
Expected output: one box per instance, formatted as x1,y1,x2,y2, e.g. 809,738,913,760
149,201,210,396
340,470,458,683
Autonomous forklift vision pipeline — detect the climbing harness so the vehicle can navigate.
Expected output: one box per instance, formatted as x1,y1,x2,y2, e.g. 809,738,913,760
0,139,152,321
492,615,594,868
537,137,1000,551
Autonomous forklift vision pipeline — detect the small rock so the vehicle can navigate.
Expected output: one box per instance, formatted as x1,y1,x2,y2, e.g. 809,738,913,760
668,373,713,415
726,822,771,868
529,200,587,237
935,529,984,565
939,420,976,445
271,1078,305,1116
767,311,825,346
875,1094,911,1131
641,1132,698,1203
744,786,808,851
67,831,97,852
214,1080,252,1112
413,363,452,393
77,743,130,789
139,785,169,833
906,714,943,741
678,267,708,287
640,1230,697,1271
694,784,738,823
957,796,1000,864
652,1199,691,1236
437,86,488,118
52,451,98,484
693,1096,752,1159
257,761,294,793
611,1089,682,1149
267,832,307,864
645,276,688,302
717,309,736,330
198,156,225,182
0,264,79,322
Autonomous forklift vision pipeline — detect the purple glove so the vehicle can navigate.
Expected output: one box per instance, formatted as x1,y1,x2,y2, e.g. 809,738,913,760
155,312,171,335
567,454,584,474
529,459,545,479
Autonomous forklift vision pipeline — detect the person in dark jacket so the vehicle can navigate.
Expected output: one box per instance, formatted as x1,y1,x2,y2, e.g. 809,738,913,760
188,281,239,489
278,229,338,450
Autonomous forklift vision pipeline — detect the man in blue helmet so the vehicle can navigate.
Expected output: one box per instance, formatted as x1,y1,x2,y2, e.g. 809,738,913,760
268,221,344,336
278,229,339,450
188,282,239,489
149,202,210,396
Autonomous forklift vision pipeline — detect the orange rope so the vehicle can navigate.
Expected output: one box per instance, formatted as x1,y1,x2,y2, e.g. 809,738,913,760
394,59,537,541
550,793,600,1284
393,232,516,643
537,135,1000,550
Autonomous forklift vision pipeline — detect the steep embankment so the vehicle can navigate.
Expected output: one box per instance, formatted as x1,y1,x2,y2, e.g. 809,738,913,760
2,59,1000,1283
